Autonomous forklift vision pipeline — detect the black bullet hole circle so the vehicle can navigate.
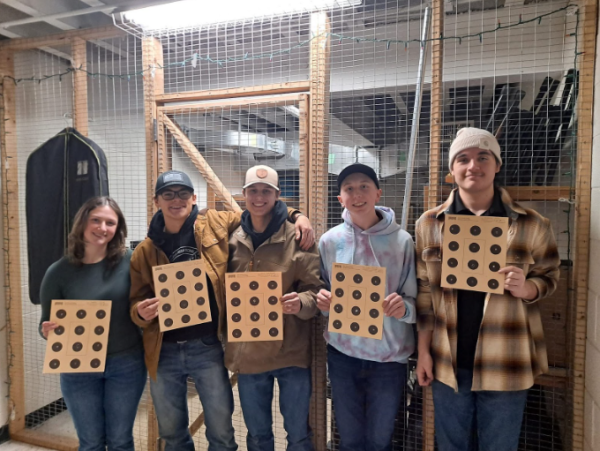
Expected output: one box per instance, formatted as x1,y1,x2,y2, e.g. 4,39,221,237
469,243,480,253
55,326,65,335
369,309,379,319
251,328,261,338
49,359,60,369
268,296,278,305
268,281,278,290
371,276,381,286
350,322,360,332
94,326,104,335
164,318,173,327
178,286,187,295
332,320,342,329
449,224,460,235
93,342,102,352
489,262,500,272
250,312,260,322
353,274,363,284
160,289,170,297
249,281,259,290
491,227,503,237
351,306,361,316
195,283,204,291
250,297,260,306
196,297,206,306
56,309,67,319
70,359,81,369
446,275,457,285
162,303,171,312
449,241,460,251
96,310,106,319
336,273,345,282
470,226,481,236
232,329,242,338
370,293,380,302
158,274,168,283
182,315,191,324
198,312,208,320
76,309,86,319
269,312,279,321
448,258,458,268
334,304,343,314
335,288,344,298
231,282,240,291
231,298,241,307
269,328,279,337
180,300,189,309
468,260,479,270
488,279,499,290
352,290,362,300
467,277,478,287
75,326,85,335
176,271,185,280
52,342,62,352
368,325,378,335
193,268,202,277
72,342,83,352
232,313,242,323
90,359,101,369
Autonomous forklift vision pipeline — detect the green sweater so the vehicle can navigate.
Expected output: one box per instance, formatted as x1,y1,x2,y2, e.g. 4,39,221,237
39,249,142,356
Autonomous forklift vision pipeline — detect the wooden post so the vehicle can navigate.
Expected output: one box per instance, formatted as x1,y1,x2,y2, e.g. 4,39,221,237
572,1,597,450
142,37,164,225
71,37,88,136
308,11,330,451
298,94,310,215
0,50,25,435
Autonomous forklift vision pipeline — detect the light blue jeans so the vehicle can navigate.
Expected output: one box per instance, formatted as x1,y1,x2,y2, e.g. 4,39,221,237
60,348,147,451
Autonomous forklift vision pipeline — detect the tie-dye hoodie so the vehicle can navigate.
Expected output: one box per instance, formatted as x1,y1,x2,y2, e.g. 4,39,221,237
318,206,417,363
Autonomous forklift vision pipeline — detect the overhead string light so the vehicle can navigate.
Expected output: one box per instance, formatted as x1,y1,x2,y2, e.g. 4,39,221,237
0,4,577,85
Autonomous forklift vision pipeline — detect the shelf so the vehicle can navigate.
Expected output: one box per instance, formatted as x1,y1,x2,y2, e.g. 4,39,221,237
424,185,570,203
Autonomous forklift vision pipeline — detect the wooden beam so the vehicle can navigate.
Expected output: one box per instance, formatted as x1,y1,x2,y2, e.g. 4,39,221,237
0,49,25,436
0,25,125,51
298,94,309,215
157,93,304,114
156,81,310,104
161,113,242,213
11,430,79,451
142,37,164,225
425,185,572,203
572,1,597,451
308,11,330,451
71,37,88,136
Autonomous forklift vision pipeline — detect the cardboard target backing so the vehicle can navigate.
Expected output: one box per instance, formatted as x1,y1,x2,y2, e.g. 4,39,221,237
153,260,212,332
43,300,112,374
441,215,509,294
328,263,386,340
226,272,283,342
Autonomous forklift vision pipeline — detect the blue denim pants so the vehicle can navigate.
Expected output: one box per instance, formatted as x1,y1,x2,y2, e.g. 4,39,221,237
327,345,407,451
431,368,528,451
237,366,314,451
150,335,237,451
60,348,147,451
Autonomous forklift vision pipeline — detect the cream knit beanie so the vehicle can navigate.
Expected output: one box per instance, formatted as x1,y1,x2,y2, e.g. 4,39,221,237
448,127,502,169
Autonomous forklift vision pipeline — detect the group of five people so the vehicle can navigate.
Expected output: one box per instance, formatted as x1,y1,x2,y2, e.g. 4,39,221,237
39,127,560,451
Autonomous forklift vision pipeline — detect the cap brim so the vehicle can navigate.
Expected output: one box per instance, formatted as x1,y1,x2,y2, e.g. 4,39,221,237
242,181,280,191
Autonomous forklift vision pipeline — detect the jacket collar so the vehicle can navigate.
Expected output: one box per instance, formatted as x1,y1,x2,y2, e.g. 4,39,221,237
435,187,526,220
235,221,288,250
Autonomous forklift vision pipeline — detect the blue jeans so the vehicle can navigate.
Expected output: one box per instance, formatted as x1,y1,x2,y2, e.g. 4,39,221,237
431,368,528,451
60,348,147,451
237,366,313,451
327,345,407,451
150,335,237,451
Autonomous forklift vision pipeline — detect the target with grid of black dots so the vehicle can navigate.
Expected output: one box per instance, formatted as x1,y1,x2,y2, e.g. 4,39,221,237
441,215,509,294
43,300,112,374
328,263,386,339
153,260,212,332
226,272,283,342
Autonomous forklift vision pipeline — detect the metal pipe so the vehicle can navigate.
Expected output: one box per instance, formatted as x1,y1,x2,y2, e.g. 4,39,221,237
400,6,431,231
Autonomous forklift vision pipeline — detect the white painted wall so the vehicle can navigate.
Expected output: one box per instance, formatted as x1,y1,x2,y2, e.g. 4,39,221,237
584,6,600,451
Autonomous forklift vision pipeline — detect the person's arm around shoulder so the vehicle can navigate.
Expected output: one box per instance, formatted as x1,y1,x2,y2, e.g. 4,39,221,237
130,244,159,328
39,260,63,339
383,233,417,323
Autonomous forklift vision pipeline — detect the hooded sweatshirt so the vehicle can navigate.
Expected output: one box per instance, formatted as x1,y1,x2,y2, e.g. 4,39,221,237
318,206,417,363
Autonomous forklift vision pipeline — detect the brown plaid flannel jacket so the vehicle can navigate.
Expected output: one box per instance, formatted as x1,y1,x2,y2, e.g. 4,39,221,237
416,188,560,391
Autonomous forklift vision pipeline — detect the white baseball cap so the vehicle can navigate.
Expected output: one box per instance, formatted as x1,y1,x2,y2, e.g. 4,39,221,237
243,165,279,191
